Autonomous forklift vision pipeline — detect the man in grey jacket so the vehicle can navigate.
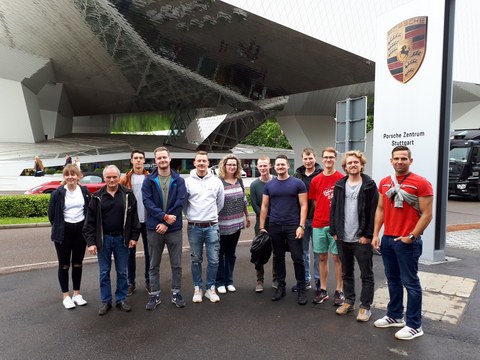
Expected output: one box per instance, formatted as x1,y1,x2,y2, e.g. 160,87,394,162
329,151,378,322
184,151,224,303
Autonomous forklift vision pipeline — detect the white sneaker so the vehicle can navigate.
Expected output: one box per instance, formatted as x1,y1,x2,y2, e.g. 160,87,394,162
72,294,87,306
227,285,236,292
395,326,424,340
205,286,220,302
192,286,203,303
217,286,227,294
374,315,406,328
63,296,76,309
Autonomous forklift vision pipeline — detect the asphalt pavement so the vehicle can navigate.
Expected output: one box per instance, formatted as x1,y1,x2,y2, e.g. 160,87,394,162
1,216,480,359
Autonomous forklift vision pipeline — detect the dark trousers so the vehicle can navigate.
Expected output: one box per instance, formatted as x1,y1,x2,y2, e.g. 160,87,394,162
216,230,241,287
54,221,86,293
269,224,305,290
127,223,149,285
336,240,374,309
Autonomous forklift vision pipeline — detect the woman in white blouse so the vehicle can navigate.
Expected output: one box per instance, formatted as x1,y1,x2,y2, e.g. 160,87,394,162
48,164,91,309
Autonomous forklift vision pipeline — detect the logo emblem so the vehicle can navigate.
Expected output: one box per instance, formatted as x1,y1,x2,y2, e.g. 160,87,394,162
387,17,428,83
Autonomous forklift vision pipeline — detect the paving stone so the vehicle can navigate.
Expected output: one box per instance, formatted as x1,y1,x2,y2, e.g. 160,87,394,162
446,229,480,251
374,271,477,325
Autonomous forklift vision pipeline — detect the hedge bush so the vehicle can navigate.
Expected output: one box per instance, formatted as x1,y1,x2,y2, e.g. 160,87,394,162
0,192,251,218
0,195,50,218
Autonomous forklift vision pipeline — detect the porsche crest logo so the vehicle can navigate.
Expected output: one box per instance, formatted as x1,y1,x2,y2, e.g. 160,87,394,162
387,17,428,83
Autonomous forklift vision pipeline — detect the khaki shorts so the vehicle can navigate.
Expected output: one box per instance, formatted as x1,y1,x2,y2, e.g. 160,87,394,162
313,226,338,254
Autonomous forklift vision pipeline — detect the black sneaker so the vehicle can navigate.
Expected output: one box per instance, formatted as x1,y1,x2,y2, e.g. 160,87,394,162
171,292,186,308
312,289,329,304
116,300,132,312
271,287,286,301
297,289,308,305
146,294,161,311
333,290,345,306
291,284,298,292
127,283,135,297
98,302,112,316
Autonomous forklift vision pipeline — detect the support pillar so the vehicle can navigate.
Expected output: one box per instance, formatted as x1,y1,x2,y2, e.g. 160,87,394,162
0,78,44,143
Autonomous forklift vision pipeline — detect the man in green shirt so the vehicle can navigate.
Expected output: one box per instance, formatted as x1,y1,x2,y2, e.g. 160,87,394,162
250,156,277,292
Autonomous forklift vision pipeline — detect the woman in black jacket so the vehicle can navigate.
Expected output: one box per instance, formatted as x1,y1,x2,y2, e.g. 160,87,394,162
48,164,91,309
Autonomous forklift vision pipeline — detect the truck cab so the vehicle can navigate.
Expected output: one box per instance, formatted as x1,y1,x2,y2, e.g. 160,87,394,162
449,129,480,200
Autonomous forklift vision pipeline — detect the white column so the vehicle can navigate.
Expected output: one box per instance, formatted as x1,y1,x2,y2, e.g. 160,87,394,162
38,82,73,139
0,78,44,142
277,114,336,169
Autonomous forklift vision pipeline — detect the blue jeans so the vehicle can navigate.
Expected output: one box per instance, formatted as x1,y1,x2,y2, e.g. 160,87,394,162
147,229,183,295
216,230,241,287
97,235,129,304
128,223,149,286
302,219,318,283
187,224,220,289
336,240,374,309
381,235,423,329
269,224,305,290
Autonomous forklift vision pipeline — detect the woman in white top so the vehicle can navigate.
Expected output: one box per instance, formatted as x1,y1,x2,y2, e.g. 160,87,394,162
48,164,91,309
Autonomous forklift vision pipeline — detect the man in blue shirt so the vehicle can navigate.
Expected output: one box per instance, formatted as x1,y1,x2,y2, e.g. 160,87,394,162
259,155,308,305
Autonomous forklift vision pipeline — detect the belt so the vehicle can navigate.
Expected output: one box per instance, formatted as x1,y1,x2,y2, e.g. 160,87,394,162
188,222,217,228
104,231,122,236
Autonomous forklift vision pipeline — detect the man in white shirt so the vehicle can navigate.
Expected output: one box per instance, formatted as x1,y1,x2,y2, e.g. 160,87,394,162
184,151,224,303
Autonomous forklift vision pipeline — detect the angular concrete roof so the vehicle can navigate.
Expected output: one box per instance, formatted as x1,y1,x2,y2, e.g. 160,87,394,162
0,0,375,116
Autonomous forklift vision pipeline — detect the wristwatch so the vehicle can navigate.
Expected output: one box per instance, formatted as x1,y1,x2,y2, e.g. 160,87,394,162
298,224,306,230
408,234,417,242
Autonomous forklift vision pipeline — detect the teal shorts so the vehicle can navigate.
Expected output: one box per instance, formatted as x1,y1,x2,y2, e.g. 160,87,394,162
313,226,338,254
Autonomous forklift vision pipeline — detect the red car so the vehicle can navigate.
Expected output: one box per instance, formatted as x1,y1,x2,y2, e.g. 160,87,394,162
24,175,105,194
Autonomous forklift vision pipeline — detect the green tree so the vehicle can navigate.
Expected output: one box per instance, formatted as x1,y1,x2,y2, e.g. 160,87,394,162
242,118,292,149
367,96,374,133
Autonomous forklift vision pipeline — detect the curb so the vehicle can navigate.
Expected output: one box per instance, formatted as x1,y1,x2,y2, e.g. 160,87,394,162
446,223,480,232
0,240,252,275
0,223,51,230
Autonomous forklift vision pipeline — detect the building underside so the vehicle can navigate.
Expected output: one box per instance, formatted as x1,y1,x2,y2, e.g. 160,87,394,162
1,0,480,177
0,0,376,150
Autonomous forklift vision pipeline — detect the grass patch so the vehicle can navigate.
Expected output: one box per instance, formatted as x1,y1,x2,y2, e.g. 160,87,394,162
0,216,49,225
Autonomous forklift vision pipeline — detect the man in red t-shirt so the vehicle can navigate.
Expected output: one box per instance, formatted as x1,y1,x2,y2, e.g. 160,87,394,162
309,147,344,305
372,145,433,341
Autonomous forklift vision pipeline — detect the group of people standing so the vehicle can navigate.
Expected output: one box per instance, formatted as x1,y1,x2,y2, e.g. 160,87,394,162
48,148,250,314
47,144,433,341
251,145,433,341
